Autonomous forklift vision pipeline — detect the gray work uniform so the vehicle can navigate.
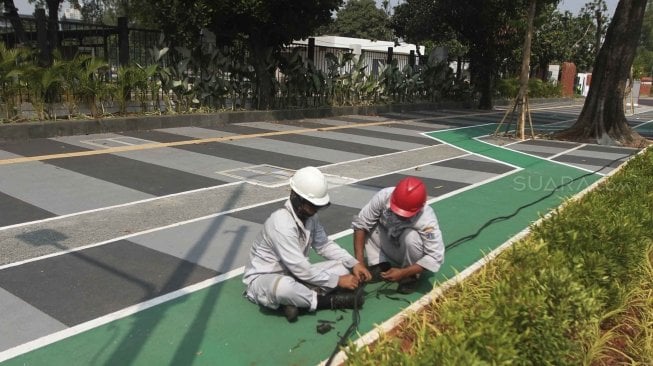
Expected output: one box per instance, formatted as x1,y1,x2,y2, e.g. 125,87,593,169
243,199,358,311
352,187,445,273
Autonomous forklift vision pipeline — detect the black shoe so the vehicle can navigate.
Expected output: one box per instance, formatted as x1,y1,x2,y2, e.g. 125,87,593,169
397,276,418,295
282,304,299,322
317,290,365,310
368,262,391,283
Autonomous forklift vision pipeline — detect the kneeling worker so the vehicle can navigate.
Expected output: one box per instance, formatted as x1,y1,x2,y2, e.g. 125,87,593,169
243,166,371,322
352,177,445,294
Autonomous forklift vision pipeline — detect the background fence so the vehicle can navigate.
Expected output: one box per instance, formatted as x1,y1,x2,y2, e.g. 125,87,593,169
1,13,424,117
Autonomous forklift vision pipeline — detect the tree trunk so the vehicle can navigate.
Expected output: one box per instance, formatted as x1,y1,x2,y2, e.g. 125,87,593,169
515,0,536,139
472,56,495,110
2,0,27,45
45,0,61,67
555,0,648,147
594,8,603,61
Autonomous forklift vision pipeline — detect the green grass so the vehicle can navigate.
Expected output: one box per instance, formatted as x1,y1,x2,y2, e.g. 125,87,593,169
345,147,653,365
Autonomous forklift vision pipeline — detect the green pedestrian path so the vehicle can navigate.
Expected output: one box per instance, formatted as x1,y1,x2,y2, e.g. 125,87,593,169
2,125,605,366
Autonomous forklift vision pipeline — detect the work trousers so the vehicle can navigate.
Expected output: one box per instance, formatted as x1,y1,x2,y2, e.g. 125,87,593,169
245,260,349,311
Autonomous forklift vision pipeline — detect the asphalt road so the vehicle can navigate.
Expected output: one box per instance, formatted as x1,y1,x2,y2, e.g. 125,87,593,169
0,102,649,365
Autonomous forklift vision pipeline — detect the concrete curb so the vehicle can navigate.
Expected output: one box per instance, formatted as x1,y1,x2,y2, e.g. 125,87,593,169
0,98,580,141
0,102,448,141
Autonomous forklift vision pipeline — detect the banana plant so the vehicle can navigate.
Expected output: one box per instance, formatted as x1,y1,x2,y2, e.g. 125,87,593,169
227,57,254,110
378,59,403,102
325,52,357,106
146,45,170,113
193,47,231,110
157,46,199,113
419,50,456,102
278,48,311,108
344,55,374,105
306,60,327,107
398,63,422,103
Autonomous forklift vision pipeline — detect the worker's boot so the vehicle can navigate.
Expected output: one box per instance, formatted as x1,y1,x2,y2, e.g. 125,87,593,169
282,304,299,323
397,275,419,295
368,262,391,283
317,290,365,310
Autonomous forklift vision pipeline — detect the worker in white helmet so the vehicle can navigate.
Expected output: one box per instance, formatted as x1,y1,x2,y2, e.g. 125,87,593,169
243,166,371,322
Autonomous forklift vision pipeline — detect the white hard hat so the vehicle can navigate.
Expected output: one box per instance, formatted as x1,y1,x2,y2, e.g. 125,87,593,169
289,166,330,206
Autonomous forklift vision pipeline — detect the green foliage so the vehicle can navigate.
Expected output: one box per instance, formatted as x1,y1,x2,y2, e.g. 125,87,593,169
57,53,110,118
0,39,565,122
278,48,316,108
530,8,599,74
496,78,562,99
347,148,653,364
391,0,456,47
324,0,393,41
634,0,653,76
0,43,30,120
21,61,62,120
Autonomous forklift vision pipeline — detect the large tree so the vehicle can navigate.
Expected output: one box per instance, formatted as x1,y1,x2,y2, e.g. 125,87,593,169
69,0,158,27
555,0,649,146
499,0,562,139
392,0,528,109
581,0,610,66
212,0,342,109
2,0,27,45
147,0,342,110
440,0,530,109
323,0,393,41
530,8,599,74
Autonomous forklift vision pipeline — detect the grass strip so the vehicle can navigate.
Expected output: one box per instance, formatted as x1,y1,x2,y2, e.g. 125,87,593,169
346,147,653,365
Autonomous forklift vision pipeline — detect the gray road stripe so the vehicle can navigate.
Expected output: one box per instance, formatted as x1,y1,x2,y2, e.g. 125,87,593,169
0,240,218,327
0,191,54,227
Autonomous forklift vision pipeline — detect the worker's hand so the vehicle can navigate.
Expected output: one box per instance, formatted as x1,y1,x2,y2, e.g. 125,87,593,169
380,267,405,282
352,263,372,282
337,274,360,290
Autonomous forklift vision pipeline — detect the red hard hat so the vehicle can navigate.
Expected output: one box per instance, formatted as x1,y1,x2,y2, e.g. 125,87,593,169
390,177,427,218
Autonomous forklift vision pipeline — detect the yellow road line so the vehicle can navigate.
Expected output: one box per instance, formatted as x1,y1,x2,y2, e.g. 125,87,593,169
0,121,395,166
0,107,571,166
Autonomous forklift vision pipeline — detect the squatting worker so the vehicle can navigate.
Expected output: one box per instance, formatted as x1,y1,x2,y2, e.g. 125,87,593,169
352,176,445,294
243,166,372,322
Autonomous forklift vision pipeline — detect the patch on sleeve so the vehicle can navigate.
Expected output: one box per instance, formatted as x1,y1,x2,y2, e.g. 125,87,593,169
423,226,436,240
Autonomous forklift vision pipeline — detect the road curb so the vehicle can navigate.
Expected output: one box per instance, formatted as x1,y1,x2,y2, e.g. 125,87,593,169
0,103,447,142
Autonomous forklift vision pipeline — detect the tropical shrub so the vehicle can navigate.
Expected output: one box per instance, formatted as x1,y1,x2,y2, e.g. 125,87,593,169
346,148,653,364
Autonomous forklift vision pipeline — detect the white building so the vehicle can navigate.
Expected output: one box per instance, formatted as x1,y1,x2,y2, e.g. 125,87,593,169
293,35,426,76
62,7,82,20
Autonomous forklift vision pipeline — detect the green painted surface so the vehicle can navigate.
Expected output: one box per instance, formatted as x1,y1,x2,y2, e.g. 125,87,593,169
2,125,604,366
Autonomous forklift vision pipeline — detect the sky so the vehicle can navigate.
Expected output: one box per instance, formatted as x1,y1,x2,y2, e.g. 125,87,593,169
557,0,618,16
11,0,620,18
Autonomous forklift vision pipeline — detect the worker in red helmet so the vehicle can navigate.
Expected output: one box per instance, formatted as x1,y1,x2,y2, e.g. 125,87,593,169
352,176,444,294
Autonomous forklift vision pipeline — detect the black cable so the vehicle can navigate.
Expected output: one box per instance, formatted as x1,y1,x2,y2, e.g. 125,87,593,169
444,146,644,252
325,284,365,366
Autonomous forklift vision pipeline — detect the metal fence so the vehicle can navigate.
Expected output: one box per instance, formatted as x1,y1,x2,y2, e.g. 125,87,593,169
2,13,415,76
1,12,161,69
2,13,420,113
